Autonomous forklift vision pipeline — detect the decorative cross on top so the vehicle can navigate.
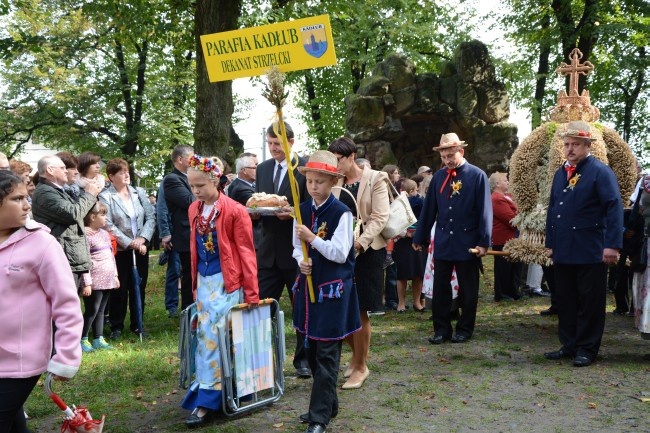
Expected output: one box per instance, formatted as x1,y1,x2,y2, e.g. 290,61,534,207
555,48,594,96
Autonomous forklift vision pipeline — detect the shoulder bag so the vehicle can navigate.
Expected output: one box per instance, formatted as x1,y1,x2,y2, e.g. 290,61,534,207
370,172,417,240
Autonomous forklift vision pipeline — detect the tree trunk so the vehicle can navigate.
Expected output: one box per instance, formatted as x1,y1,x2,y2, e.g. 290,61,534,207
532,12,552,128
304,71,326,148
194,0,242,159
621,46,646,142
552,0,600,94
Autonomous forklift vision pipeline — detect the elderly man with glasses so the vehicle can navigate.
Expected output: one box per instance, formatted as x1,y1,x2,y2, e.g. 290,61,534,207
31,155,101,288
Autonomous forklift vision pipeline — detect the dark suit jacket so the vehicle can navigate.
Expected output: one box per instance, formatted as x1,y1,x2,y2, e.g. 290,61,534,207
255,155,307,269
163,168,194,253
413,161,492,261
227,177,255,206
545,155,623,264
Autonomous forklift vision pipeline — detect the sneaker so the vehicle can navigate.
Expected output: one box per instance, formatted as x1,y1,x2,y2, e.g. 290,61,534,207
168,309,178,318
92,336,114,350
109,330,122,340
368,310,385,316
81,338,94,353
382,257,395,269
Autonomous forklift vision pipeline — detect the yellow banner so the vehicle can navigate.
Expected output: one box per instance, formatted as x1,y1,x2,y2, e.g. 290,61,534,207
200,14,337,82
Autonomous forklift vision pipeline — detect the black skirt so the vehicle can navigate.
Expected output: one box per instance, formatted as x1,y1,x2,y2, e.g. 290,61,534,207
354,246,386,311
393,237,427,280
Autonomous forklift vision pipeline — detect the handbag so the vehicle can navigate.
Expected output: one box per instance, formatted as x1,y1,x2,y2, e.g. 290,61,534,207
379,178,417,240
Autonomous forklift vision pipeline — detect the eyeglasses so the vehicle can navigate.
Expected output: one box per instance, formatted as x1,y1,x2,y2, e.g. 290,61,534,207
244,166,257,169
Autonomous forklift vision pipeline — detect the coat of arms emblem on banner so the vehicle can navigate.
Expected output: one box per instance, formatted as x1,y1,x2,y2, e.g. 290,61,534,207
301,24,328,58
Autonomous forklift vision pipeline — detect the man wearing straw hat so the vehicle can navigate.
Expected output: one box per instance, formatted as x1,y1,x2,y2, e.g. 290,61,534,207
543,120,623,367
413,133,492,345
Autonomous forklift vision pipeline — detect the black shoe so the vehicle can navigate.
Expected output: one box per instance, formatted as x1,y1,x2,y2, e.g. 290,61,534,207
428,334,450,345
544,348,574,360
611,309,626,316
185,408,212,428
451,334,471,343
168,310,178,318
539,307,558,316
109,330,121,340
572,355,593,367
530,289,551,297
130,328,151,338
296,367,311,378
306,423,327,433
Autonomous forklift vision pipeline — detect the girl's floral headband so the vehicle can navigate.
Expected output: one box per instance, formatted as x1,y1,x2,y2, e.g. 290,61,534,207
189,155,222,178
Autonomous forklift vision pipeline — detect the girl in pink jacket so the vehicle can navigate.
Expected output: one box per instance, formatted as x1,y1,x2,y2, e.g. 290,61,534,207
0,171,83,432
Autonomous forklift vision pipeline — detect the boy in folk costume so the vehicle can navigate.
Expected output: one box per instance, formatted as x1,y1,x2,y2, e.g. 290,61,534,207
292,151,361,433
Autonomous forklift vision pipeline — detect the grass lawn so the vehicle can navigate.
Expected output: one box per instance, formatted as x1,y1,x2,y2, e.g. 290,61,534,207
26,254,649,433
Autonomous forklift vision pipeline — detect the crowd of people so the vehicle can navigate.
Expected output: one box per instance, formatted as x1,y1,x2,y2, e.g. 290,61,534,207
0,118,648,433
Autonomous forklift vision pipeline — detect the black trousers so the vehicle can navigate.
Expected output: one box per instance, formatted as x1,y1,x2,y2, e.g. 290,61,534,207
0,375,39,433
492,245,522,300
553,263,607,359
613,252,632,312
82,290,111,338
306,339,342,426
179,251,194,311
258,266,308,370
432,258,480,338
111,250,149,333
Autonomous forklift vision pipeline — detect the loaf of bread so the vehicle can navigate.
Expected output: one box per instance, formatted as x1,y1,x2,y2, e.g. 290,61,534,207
246,192,289,208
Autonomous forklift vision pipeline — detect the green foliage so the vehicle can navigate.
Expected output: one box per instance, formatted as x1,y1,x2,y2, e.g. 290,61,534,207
493,0,649,163
241,0,476,148
0,0,195,182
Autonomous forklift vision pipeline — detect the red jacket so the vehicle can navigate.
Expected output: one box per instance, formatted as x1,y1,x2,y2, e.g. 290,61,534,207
491,192,518,246
189,194,259,304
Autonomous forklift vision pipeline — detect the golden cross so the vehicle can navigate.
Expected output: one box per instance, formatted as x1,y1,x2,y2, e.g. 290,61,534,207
555,48,594,95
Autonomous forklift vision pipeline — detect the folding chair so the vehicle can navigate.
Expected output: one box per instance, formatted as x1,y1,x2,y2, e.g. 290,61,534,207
178,299,285,415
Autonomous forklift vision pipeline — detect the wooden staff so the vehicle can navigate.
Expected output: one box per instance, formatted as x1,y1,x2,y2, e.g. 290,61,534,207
468,248,511,256
263,67,315,303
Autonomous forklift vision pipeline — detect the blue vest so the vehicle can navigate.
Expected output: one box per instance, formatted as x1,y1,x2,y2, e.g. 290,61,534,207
292,194,361,341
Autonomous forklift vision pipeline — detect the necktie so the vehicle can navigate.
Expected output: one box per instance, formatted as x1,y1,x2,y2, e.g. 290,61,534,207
565,165,576,181
273,163,283,193
439,169,456,197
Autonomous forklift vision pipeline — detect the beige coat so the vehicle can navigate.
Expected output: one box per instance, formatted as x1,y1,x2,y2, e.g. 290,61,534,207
333,166,390,252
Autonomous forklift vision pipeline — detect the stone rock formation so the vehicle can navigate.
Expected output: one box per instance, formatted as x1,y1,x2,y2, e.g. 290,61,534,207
345,40,518,175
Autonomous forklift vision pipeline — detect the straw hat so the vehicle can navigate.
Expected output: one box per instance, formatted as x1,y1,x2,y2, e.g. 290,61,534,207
297,150,344,177
560,120,597,141
432,133,468,151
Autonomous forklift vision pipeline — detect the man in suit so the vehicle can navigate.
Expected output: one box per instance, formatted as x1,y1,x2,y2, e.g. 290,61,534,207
227,153,258,206
544,120,623,367
413,133,492,345
32,155,100,287
255,121,310,377
163,144,195,311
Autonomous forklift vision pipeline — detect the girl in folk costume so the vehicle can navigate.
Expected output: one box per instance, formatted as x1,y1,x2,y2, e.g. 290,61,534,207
292,151,361,433
181,155,259,427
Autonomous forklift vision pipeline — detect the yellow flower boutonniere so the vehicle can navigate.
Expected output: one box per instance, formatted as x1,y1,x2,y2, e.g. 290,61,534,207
203,232,215,254
316,222,327,239
451,180,463,196
568,173,581,190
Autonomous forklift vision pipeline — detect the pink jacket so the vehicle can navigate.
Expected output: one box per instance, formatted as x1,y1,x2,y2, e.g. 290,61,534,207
0,220,83,379
189,194,259,304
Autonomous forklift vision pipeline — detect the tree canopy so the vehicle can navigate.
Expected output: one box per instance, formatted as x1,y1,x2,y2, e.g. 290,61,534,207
0,0,647,175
